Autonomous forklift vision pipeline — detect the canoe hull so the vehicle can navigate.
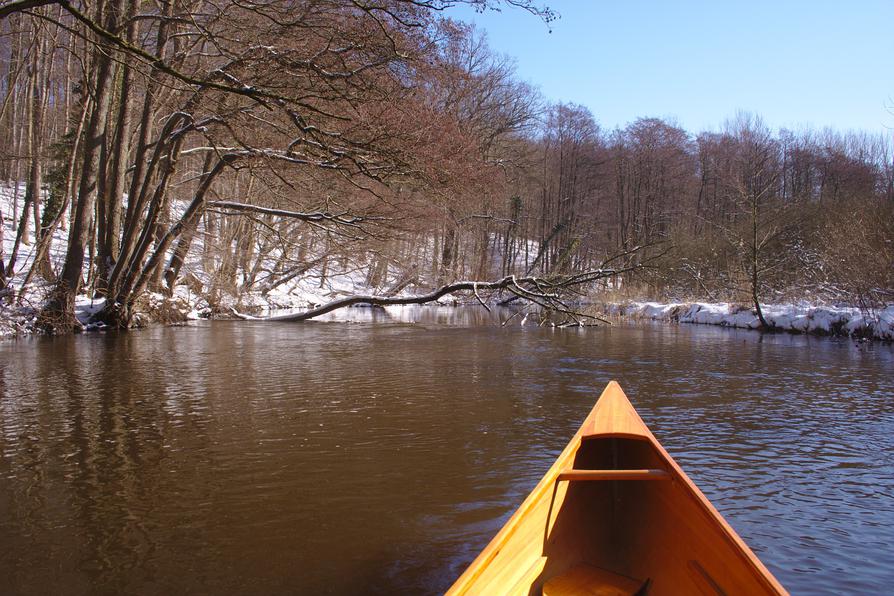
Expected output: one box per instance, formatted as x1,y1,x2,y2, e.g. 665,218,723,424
446,381,787,596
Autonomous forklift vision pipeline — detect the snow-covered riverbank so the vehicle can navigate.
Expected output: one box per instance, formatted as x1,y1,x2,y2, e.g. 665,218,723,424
1,183,401,337
607,301,894,341
4,184,892,341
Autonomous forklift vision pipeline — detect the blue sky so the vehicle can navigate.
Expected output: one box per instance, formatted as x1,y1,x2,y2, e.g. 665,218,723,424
449,0,894,135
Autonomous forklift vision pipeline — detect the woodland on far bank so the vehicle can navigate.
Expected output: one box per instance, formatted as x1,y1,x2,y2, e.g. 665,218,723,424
0,0,891,335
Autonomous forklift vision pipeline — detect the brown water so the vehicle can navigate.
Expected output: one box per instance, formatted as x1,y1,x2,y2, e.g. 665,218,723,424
1,307,893,595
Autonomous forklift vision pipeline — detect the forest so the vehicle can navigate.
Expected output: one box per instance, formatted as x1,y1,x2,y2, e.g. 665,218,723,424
1,0,892,333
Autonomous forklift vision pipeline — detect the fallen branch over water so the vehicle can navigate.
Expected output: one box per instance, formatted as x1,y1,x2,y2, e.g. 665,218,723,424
246,271,626,323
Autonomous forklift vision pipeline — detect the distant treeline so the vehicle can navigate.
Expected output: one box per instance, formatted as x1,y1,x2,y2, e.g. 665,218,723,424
0,1,890,332
514,109,893,323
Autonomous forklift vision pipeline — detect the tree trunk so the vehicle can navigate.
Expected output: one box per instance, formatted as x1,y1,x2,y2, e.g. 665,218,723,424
19,55,40,246
110,0,174,296
97,15,136,292
38,4,118,332
751,200,768,328
101,156,230,327
163,153,212,295
0,203,6,292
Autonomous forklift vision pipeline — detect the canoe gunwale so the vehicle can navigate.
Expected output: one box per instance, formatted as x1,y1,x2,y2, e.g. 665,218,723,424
446,426,582,594
640,430,788,595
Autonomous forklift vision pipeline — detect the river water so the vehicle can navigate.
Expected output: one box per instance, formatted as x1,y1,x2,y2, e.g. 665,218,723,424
1,307,892,595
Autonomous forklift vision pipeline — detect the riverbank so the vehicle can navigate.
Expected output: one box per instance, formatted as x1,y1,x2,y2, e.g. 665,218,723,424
4,186,892,340
604,301,894,341
1,182,397,337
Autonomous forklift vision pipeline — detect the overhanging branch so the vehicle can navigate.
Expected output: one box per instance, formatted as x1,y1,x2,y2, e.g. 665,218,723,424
208,200,367,226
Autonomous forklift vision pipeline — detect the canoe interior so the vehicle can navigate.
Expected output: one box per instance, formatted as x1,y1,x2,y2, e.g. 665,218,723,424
447,382,786,596
542,436,769,594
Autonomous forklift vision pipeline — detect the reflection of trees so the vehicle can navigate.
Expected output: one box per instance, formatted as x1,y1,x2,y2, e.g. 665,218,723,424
1,331,222,591
60,333,168,590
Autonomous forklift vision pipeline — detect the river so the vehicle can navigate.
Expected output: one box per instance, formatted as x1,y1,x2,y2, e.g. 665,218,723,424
1,307,892,594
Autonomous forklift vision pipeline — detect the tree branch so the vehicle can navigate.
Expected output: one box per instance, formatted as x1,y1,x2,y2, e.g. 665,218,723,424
254,270,623,322
208,200,367,226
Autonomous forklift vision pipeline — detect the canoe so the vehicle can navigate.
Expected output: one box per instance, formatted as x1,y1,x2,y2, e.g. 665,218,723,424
446,381,788,596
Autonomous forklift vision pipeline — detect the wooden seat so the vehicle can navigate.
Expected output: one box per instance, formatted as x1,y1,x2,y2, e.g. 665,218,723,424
543,563,646,596
557,469,670,481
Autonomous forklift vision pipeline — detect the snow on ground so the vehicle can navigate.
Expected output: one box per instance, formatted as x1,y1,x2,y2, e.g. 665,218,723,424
1,182,443,337
609,301,894,341
2,184,65,336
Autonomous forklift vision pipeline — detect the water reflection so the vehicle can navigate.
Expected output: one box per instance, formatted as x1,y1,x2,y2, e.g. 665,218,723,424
1,310,892,594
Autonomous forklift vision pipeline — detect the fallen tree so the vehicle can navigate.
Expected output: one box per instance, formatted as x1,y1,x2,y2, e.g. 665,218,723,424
236,267,637,325
226,243,666,325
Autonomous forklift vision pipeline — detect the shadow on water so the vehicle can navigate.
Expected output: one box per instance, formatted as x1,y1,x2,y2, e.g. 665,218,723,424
1,309,893,594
